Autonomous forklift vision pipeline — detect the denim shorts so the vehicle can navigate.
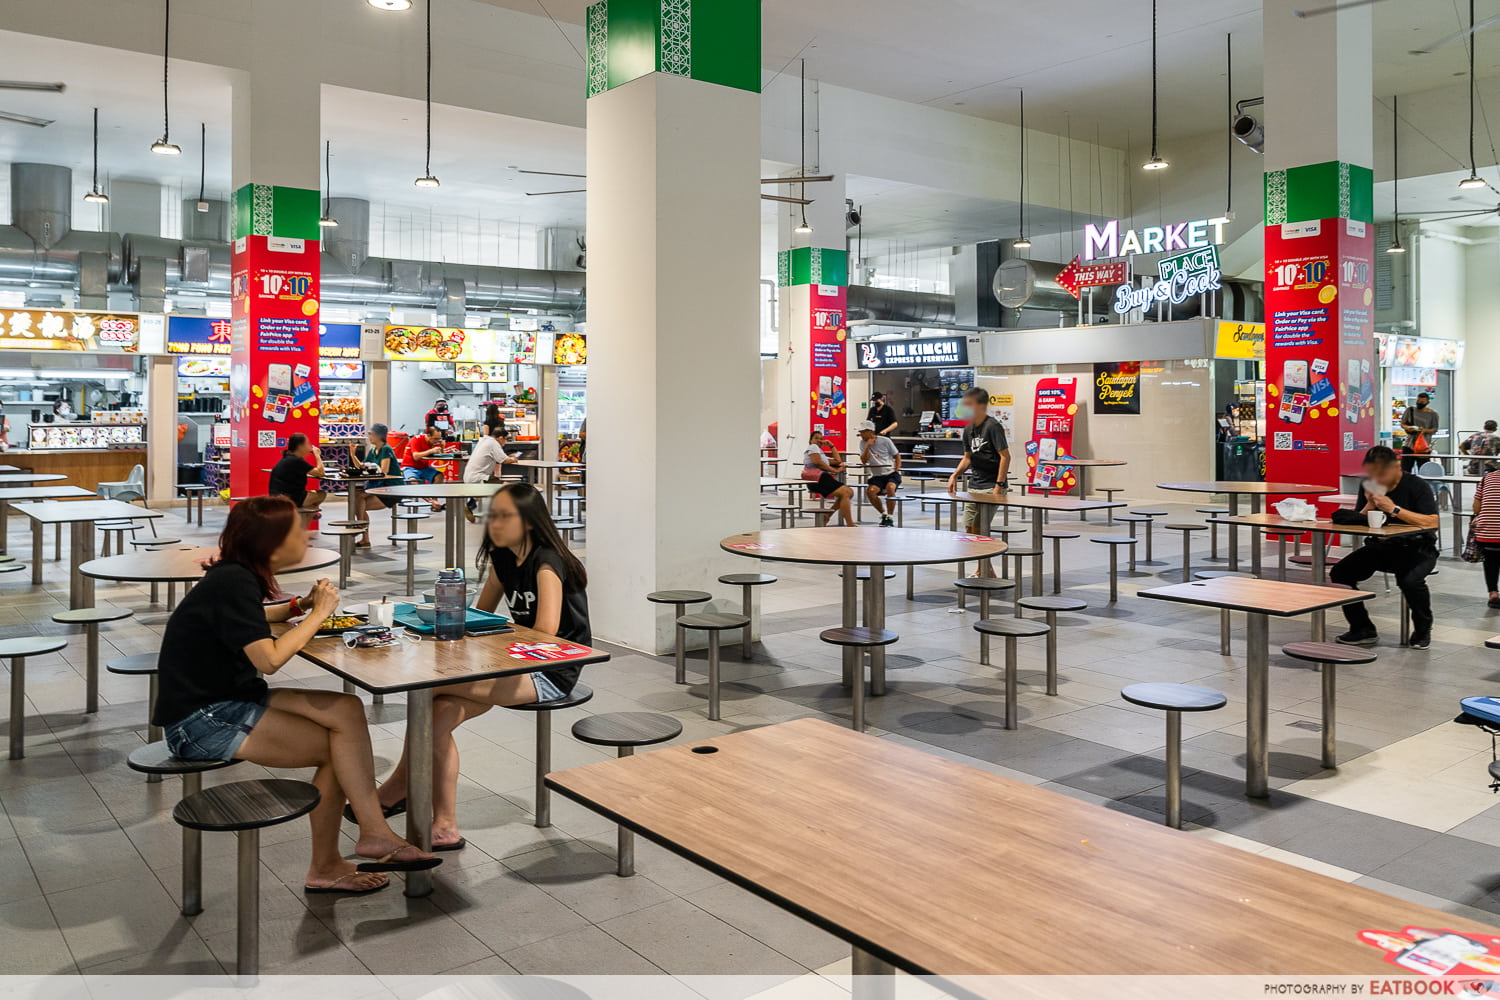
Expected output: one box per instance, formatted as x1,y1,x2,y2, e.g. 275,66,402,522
402,466,441,484
531,672,566,703
165,699,268,762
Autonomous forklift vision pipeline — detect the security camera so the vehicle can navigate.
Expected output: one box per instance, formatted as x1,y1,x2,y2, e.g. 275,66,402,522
1232,99,1265,153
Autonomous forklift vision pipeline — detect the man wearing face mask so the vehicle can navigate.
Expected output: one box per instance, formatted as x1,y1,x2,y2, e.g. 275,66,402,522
1399,392,1439,473
867,393,899,436
425,399,455,436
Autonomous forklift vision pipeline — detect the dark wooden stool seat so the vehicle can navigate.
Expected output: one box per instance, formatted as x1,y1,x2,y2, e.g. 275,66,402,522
1121,682,1227,829
127,741,240,914
54,604,134,720
569,711,682,877
1193,570,1253,653
1017,595,1087,696
52,606,133,625
318,524,367,588
174,778,320,974
0,563,23,574
1487,635,1500,650
953,575,1015,617
720,573,777,659
390,532,435,595
648,590,713,686
973,618,1050,729
1042,529,1080,593
1126,510,1167,564
679,612,750,721
1197,506,1230,561
106,652,158,674
1165,523,1207,581
131,536,181,547
506,682,594,828
764,503,799,528
839,567,897,580
1099,487,1124,523
820,627,899,732
1090,536,1139,602
1281,642,1377,768
3,635,72,760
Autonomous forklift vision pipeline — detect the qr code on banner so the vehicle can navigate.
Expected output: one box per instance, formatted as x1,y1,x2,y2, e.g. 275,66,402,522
257,430,276,449
1344,431,1355,451
1274,431,1293,451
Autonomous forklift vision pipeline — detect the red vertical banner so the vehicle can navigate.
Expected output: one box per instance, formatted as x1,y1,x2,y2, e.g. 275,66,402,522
229,183,322,500
807,285,849,452
1024,377,1078,494
1263,218,1377,492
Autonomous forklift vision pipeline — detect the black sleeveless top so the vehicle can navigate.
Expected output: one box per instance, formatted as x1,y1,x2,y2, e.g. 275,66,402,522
489,543,591,692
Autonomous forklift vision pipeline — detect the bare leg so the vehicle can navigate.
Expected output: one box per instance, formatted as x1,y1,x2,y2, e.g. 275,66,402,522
304,763,387,891
836,488,855,526
867,488,885,516
241,690,434,864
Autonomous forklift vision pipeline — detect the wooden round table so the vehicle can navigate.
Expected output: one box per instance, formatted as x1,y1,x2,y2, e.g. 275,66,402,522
720,527,1009,697
367,483,505,568
1037,458,1125,514
1157,481,1335,573
80,545,341,610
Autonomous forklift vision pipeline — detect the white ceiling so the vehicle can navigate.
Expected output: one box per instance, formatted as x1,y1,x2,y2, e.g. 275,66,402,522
1378,166,1500,227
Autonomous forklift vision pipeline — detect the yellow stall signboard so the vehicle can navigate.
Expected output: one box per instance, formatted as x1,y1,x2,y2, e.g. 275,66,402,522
1216,321,1265,360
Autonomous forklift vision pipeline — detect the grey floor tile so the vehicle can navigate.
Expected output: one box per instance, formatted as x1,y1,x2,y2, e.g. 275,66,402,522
502,924,663,975
598,897,806,976
685,881,849,970
0,895,76,974
0,836,42,904
1367,833,1500,915
428,860,591,954
45,873,193,969
201,908,369,975
308,890,494,975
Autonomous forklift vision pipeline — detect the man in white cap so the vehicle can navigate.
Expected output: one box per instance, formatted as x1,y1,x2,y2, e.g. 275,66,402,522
857,420,902,526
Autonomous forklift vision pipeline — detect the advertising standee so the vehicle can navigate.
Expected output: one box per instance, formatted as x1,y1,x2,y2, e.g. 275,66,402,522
808,285,849,451
1025,377,1079,494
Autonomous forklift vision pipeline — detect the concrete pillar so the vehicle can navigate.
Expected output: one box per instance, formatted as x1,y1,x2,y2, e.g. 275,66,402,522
146,355,178,504
227,0,323,499
584,0,762,652
775,163,848,460
1262,0,1378,487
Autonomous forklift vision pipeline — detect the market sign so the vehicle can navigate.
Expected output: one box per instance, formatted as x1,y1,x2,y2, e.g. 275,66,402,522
854,337,968,369
1092,361,1141,415
1083,216,1228,261
1216,321,1266,360
168,316,235,355
1112,245,1223,315
0,308,144,352
1056,256,1130,299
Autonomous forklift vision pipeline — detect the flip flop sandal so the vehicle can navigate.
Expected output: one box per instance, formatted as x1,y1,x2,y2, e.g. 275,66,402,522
342,798,406,824
304,872,390,895
433,838,466,852
356,845,443,873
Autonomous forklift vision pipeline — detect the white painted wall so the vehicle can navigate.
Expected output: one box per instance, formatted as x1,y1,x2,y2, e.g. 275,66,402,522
1458,235,1500,435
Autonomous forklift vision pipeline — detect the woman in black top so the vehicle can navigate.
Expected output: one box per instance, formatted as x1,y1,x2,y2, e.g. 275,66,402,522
375,482,590,850
266,432,328,510
153,495,439,893
482,402,504,437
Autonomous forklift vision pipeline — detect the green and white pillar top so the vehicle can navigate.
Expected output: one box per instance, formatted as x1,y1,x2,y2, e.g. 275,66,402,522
586,0,761,98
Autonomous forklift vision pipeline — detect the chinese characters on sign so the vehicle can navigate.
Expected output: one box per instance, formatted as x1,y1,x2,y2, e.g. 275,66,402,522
0,309,143,352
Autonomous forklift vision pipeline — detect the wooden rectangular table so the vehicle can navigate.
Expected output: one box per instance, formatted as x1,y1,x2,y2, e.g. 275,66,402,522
0,484,94,555
1157,482,1335,574
547,718,1498,979
1421,474,1485,556
292,624,611,897
1140,576,1373,797
13,499,165,606
1209,512,1432,640
950,491,1124,592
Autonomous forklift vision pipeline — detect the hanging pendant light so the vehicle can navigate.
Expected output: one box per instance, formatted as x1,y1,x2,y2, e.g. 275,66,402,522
793,59,813,234
195,123,210,211
368,0,412,8
1388,96,1406,254
1013,90,1032,249
1459,0,1486,190
1142,0,1169,170
151,0,181,155
414,0,440,188
320,141,340,227
83,107,109,204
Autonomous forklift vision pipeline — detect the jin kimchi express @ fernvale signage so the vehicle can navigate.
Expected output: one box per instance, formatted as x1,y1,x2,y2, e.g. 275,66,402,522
1113,245,1224,315
855,338,968,369
1083,216,1229,261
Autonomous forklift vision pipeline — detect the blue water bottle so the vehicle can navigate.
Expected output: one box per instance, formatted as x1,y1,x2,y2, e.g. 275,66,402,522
434,567,466,641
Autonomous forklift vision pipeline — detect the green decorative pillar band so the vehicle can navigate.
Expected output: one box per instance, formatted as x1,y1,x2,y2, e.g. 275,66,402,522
233,183,321,241
1264,161,1373,225
778,247,848,288
585,0,760,98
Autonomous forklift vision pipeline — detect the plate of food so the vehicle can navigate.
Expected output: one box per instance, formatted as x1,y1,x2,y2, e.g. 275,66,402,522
313,613,369,636
384,328,416,355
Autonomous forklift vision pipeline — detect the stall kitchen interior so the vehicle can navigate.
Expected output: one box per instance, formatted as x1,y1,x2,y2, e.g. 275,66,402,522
1,0,1500,994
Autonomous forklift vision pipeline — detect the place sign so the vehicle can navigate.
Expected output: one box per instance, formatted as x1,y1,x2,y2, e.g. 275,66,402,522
855,338,968,369
1084,216,1228,261
1112,245,1223,315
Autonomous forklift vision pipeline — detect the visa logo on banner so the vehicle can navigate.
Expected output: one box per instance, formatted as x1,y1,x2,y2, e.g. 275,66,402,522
1084,217,1229,261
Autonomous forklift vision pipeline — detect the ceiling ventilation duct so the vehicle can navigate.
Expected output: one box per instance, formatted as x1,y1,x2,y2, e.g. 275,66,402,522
11,163,70,249
845,285,956,325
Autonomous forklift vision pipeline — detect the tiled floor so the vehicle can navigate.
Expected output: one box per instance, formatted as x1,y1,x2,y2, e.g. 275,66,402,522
3,495,1500,978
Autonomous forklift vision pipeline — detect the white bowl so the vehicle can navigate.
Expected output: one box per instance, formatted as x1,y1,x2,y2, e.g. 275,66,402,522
412,603,438,625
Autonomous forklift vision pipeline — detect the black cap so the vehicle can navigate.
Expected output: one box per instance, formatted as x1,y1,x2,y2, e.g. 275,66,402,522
871,392,885,401
1416,392,1430,400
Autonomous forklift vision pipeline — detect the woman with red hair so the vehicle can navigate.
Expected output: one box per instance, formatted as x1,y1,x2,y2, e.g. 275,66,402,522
152,495,439,894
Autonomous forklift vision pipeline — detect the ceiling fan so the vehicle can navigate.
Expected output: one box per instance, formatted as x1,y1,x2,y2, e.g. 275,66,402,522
0,79,65,128
1293,0,1494,54
518,167,834,205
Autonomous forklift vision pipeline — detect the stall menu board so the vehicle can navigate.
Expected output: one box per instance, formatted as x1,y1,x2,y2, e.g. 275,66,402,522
319,323,361,360
455,363,509,383
1024,377,1079,494
319,360,364,381
0,308,144,352
171,318,360,360
179,356,232,378
1092,362,1141,415
381,326,535,364
552,332,587,365
1377,334,1464,370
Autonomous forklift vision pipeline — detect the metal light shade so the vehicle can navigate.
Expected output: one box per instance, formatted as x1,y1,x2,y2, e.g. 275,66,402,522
1012,237,1033,249
1386,239,1406,254
1142,155,1169,170
319,216,340,227
83,190,109,204
414,175,440,188
368,0,412,7
1459,174,1486,190
151,138,182,155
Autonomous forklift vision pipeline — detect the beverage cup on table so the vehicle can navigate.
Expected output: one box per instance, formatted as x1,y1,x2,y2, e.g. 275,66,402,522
1367,509,1387,529
367,601,395,627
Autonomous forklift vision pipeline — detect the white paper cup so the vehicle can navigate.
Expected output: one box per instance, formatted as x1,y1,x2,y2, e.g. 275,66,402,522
1366,510,1386,529
367,602,395,627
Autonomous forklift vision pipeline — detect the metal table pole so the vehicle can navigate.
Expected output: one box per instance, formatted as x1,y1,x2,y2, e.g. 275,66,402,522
1311,536,1327,642
445,501,464,568
346,481,362,522
1077,466,1089,520
852,948,895,1000
71,521,95,609
1226,494,1240,571
30,519,41,585
1249,496,1264,578
404,686,435,897
867,564,886,696
841,564,858,690
1452,481,1466,558
1245,612,1270,798
0,499,8,555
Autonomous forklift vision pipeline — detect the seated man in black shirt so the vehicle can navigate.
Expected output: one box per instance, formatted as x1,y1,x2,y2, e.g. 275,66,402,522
267,432,327,510
1330,445,1441,649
